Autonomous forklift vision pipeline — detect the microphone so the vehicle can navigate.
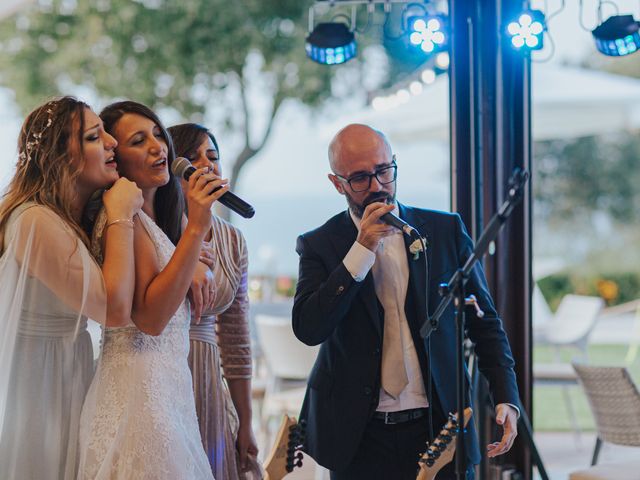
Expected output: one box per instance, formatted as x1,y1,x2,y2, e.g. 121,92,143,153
172,157,255,219
381,212,420,239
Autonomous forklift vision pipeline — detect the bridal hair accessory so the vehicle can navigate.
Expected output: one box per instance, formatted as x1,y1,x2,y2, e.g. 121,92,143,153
18,104,55,166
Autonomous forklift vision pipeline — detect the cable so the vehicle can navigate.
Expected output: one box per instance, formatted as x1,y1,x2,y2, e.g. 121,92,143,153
532,25,556,63
545,0,566,24
578,0,594,32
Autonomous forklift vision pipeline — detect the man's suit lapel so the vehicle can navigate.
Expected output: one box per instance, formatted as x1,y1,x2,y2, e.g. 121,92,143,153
328,211,382,339
399,204,431,330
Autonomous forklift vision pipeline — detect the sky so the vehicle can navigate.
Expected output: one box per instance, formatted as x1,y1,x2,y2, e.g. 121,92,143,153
1,0,640,276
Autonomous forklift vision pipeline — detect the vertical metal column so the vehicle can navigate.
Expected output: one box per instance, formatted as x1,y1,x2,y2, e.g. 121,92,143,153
449,0,532,478
493,0,533,474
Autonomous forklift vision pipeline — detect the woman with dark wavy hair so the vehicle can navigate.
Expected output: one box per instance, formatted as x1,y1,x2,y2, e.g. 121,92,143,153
0,96,142,480
168,122,262,480
78,101,223,479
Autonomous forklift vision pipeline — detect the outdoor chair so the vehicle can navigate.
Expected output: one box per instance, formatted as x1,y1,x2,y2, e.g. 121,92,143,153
572,364,640,466
533,294,604,436
541,294,605,360
254,314,319,435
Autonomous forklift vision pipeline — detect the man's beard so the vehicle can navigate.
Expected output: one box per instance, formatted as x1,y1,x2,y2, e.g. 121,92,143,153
346,190,396,218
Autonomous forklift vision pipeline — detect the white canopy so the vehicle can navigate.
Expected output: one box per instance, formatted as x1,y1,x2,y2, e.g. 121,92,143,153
0,0,32,20
335,64,640,143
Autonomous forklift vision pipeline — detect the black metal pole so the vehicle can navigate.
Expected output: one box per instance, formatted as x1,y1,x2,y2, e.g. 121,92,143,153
454,278,467,479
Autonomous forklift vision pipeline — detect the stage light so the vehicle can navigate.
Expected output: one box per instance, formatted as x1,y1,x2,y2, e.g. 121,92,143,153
409,81,423,95
306,22,357,65
592,14,640,57
506,10,545,51
421,68,436,84
407,14,447,53
435,52,450,69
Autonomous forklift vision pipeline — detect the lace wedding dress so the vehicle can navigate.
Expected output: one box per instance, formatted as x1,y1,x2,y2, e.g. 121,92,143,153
78,210,213,480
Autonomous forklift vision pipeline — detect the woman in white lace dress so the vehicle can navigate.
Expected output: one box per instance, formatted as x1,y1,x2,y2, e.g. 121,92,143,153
0,97,142,480
78,101,225,480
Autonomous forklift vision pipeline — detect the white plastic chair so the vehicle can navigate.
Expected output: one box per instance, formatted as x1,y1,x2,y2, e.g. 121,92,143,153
254,314,319,439
534,294,604,437
543,294,605,361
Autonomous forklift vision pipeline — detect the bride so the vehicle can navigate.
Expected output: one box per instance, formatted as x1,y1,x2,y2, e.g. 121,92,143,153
78,101,227,479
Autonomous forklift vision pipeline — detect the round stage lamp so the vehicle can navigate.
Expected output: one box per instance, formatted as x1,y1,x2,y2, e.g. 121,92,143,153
592,14,640,57
407,15,447,53
305,22,356,65
506,10,545,51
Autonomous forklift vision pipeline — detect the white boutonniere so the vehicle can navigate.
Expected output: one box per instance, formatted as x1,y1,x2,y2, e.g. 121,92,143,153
409,236,428,260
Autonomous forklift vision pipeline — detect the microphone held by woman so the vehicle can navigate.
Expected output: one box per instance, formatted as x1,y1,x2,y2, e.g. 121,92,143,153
172,156,255,218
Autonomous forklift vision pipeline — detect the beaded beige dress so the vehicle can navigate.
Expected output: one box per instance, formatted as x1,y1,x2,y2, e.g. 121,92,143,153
189,215,262,480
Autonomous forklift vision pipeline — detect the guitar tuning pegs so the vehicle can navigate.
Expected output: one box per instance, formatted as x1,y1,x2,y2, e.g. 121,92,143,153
441,434,452,443
295,459,303,468
295,452,304,460
426,458,435,467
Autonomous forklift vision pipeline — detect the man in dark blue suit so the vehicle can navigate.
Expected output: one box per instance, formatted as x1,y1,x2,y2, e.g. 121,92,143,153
292,124,520,479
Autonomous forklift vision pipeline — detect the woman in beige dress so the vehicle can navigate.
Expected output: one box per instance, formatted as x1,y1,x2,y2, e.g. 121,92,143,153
169,123,262,480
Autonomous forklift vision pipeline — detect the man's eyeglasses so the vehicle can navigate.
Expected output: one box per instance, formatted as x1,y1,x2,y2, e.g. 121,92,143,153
335,158,397,193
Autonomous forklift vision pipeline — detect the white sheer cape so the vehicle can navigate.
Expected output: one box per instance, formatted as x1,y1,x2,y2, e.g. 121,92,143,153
0,203,106,480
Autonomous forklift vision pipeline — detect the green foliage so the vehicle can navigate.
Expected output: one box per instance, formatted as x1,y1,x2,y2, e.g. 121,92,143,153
538,271,640,311
533,132,640,224
0,0,333,116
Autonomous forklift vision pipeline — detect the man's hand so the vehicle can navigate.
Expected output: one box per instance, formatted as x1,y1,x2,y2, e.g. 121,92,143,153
356,202,396,252
487,403,518,458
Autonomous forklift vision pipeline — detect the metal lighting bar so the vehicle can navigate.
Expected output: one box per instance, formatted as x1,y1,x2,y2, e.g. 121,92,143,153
313,0,419,5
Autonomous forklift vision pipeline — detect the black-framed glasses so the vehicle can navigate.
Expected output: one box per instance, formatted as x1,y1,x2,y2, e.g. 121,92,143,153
335,157,397,193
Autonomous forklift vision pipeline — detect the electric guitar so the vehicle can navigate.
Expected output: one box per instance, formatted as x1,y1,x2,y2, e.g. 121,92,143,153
264,414,306,480
416,408,473,480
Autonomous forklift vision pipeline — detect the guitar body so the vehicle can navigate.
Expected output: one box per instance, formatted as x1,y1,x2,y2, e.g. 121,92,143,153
416,408,473,480
264,414,306,480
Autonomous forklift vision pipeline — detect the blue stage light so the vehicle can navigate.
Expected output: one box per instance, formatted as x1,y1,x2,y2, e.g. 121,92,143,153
305,22,356,65
592,15,640,57
506,10,545,51
407,14,447,54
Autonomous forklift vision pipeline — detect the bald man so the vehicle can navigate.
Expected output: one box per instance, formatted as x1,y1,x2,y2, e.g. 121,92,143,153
292,125,520,480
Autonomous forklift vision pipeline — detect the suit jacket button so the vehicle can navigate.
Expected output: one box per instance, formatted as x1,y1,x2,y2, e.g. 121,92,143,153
336,285,345,295
364,386,373,395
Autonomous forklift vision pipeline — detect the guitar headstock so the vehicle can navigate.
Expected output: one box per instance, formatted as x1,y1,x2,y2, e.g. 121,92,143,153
416,407,473,480
264,414,306,480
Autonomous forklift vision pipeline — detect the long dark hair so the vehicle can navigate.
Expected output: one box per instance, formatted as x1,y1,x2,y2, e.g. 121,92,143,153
100,101,184,245
167,123,220,161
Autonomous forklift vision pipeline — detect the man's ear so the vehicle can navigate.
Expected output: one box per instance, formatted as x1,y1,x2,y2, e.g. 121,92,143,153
328,173,345,195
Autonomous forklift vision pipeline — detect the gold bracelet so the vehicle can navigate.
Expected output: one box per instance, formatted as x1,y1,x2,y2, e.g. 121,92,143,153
106,218,134,229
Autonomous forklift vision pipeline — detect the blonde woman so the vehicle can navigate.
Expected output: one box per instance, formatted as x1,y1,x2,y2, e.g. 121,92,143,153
0,96,142,480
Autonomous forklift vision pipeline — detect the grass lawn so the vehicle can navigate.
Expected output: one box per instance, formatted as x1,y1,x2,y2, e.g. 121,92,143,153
533,344,640,431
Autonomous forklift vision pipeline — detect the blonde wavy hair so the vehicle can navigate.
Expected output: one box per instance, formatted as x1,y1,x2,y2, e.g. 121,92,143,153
0,96,90,251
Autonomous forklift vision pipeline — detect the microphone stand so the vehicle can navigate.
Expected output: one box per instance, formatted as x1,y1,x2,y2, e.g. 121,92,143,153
419,168,529,480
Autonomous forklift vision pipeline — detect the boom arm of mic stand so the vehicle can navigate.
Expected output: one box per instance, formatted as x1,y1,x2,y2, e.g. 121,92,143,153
420,168,529,338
